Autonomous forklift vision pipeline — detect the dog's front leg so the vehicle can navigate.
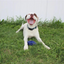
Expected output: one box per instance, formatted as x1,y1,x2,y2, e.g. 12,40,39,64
24,37,28,50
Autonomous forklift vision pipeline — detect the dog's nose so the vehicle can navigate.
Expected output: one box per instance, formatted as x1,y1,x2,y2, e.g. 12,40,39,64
31,14,33,18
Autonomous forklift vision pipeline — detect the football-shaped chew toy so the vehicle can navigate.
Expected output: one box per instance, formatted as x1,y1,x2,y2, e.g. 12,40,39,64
27,41,36,45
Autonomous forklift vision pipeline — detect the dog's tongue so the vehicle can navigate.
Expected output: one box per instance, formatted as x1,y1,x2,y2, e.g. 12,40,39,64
29,20,34,25
27,19,35,25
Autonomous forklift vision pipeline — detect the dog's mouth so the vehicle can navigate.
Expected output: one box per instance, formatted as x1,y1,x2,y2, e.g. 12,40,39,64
27,19,36,25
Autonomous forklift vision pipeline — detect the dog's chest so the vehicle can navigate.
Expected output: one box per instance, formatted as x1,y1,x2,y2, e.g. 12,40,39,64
23,24,38,38
28,30,36,38
27,28,37,37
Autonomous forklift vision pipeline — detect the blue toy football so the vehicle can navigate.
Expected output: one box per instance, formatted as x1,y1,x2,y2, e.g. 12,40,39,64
27,41,36,45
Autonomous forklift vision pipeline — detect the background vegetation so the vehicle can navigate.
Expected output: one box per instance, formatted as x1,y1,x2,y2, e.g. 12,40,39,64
0,17,64,64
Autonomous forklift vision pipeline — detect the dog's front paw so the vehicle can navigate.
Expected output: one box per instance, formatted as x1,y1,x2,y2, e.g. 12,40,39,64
24,45,28,50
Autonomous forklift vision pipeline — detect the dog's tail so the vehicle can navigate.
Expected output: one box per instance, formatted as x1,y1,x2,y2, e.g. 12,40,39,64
16,23,24,33
22,23,24,26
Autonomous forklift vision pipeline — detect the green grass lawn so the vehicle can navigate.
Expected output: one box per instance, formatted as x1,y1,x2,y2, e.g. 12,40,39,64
0,19,64,64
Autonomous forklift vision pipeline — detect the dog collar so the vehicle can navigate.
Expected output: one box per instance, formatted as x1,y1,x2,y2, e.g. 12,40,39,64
27,25,37,30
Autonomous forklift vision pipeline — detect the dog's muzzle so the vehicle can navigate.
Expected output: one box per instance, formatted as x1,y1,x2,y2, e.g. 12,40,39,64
27,19,36,25
26,14,37,25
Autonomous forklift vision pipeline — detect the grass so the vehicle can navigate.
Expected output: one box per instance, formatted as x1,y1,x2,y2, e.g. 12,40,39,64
0,17,64,64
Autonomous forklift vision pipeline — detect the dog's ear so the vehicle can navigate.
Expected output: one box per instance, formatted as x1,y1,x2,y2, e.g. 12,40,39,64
34,13,37,17
25,15,27,20
34,13,39,21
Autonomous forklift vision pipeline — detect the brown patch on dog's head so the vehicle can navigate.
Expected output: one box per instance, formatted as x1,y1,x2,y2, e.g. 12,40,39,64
34,13,37,17
25,13,38,21
25,13,38,25
25,15,27,20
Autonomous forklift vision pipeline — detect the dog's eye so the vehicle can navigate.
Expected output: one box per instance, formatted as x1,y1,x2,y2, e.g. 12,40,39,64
33,16,37,20
27,15,31,19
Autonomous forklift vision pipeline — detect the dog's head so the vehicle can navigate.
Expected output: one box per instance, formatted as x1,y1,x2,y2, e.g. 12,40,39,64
25,13,38,25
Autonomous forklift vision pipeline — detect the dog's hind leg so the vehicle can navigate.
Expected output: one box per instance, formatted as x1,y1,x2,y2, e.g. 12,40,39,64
35,36,50,49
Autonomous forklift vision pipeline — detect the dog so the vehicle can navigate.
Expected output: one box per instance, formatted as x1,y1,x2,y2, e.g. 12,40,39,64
16,13,50,50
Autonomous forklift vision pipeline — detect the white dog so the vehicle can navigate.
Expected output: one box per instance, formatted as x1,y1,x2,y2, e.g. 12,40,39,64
16,13,50,50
